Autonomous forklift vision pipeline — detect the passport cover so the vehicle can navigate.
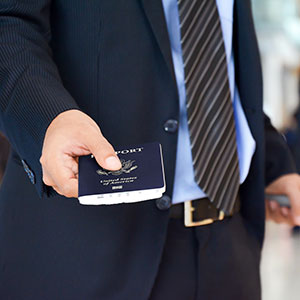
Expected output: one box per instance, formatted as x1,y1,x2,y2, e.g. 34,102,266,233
78,142,166,205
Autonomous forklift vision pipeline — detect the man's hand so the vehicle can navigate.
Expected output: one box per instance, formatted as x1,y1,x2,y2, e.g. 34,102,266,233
265,173,300,226
40,110,122,198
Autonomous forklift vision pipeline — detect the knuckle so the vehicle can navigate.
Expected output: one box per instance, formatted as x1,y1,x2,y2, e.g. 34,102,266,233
39,155,46,166
42,175,52,186
53,186,63,196
65,192,75,198
40,154,52,170
61,184,74,197
60,186,69,195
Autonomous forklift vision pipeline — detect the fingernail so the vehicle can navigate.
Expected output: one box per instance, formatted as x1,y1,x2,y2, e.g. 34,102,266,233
105,156,122,170
269,201,277,211
294,216,300,226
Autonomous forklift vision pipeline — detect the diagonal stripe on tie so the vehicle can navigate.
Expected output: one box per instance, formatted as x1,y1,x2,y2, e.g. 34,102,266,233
178,0,240,214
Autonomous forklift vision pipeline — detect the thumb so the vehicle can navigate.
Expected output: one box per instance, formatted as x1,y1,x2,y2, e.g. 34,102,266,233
86,132,121,171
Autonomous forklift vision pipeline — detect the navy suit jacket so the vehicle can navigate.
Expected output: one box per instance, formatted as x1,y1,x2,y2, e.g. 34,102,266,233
0,0,296,298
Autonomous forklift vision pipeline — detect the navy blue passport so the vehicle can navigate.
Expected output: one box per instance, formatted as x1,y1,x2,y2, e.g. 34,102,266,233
78,142,166,205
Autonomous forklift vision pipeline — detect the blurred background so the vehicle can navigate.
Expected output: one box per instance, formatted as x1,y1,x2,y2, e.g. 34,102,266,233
0,1,300,299
252,1,300,299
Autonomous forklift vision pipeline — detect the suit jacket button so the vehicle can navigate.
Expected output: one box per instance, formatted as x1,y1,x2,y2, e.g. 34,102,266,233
21,160,35,184
164,119,178,133
156,195,171,210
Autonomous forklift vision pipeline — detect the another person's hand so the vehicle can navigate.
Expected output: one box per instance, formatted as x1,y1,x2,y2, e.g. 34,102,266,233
40,109,121,198
265,173,300,226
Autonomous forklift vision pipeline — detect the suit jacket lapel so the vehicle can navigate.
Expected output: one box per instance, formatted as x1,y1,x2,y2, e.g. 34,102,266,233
233,0,263,112
140,0,176,82
141,0,263,111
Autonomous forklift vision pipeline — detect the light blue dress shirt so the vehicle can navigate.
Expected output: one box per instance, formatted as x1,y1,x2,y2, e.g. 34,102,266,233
162,0,256,204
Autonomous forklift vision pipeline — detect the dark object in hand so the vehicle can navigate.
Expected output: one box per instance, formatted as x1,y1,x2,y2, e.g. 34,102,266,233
265,194,290,208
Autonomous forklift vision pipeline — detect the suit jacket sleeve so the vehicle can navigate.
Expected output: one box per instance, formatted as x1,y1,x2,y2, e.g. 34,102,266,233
264,113,297,186
0,1,80,197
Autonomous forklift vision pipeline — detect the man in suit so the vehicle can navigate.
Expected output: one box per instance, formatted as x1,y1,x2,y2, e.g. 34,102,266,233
0,0,300,299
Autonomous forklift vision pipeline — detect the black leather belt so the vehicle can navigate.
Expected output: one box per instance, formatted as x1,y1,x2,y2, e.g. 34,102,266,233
170,196,240,227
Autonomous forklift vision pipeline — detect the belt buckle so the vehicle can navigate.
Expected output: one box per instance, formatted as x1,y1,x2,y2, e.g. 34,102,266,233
184,200,225,227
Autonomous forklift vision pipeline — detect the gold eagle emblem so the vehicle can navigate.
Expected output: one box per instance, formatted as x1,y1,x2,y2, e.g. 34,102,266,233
96,159,138,176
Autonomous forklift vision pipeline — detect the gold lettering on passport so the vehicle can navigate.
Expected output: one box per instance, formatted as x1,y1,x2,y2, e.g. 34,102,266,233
97,160,138,176
100,176,138,187
115,147,144,155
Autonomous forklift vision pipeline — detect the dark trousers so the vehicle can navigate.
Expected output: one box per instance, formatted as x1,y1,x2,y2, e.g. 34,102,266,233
150,214,262,300
0,157,261,299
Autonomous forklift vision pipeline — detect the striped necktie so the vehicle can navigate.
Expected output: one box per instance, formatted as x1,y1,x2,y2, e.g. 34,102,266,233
178,0,240,214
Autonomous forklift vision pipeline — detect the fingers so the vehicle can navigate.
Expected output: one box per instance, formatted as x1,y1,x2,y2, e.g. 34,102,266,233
41,133,121,198
265,174,300,226
44,171,78,198
288,188,300,225
53,178,78,198
42,154,79,198
40,110,121,198
280,206,290,218
266,200,294,226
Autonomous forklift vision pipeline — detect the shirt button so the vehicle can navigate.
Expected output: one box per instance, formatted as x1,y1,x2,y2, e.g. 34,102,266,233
156,195,172,210
164,119,178,133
